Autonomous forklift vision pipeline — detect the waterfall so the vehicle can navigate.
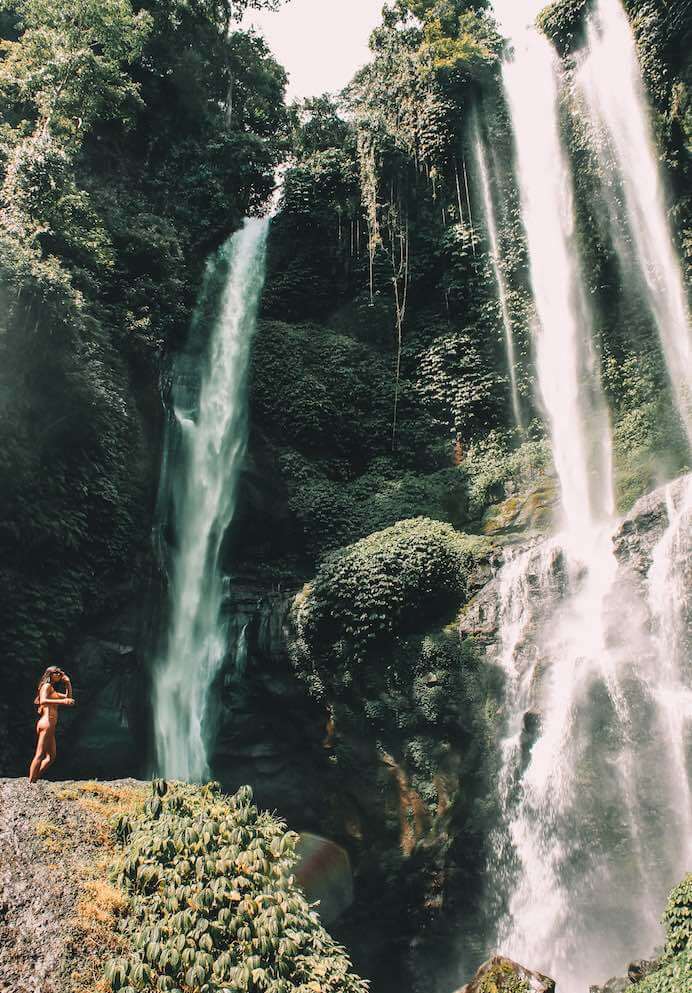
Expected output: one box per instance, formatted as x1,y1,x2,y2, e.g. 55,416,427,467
474,127,524,431
493,0,614,538
153,217,269,782
646,476,692,862
481,2,689,987
577,0,692,447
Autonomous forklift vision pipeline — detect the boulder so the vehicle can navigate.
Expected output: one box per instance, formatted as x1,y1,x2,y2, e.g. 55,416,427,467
612,473,691,574
627,960,659,984
454,956,556,993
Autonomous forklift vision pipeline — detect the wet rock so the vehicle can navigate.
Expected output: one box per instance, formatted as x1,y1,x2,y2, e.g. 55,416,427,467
454,955,555,993
58,602,151,781
206,582,329,828
589,977,629,993
612,473,690,574
481,479,558,537
627,960,659,984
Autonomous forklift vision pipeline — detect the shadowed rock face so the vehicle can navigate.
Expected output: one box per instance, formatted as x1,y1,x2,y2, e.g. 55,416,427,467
205,582,330,828
453,955,555,993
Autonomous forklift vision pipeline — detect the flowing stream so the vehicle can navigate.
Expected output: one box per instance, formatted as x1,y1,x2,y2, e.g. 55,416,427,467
153,217,269,781
474,127,523,431
484,1,692,988
577,0,692,445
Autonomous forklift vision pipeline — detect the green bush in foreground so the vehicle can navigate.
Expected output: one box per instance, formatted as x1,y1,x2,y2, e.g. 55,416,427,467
635,874,692,993
106,780,368,993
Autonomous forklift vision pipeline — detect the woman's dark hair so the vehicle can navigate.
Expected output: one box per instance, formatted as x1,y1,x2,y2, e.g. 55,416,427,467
34,666,63,709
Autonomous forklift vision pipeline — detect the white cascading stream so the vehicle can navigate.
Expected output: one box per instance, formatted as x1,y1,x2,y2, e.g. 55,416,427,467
645,476,692,862
482,2,691,988
153,217,269,781
493,0,615,541
577,0,692,447
474,127,524,431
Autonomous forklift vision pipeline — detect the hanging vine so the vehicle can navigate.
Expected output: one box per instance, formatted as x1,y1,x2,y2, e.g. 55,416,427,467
356,126,383,306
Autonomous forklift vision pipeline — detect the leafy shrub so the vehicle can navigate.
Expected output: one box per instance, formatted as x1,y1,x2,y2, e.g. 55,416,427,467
106,780,368,993
293,517,480,661
415,330,506,442
662,873,692,958
463,429,552,517
251,321,394,464
635,874,692,993
536,0,592,55
279,450,470,558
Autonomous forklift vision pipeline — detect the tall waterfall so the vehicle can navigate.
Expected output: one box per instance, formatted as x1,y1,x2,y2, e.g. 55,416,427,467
153,217,269,781
483,2,691,988
577,0,692,446
474,128,523,431
493,0,614,537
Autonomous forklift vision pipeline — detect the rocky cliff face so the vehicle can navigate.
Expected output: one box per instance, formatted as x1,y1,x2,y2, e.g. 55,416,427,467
460,473,692,646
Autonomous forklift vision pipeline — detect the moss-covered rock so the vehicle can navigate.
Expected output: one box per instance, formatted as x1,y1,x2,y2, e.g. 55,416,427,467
454,955,555,993
292,517,489,662
536,0,593,55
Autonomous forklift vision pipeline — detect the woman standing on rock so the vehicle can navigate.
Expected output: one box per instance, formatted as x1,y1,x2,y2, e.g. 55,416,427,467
29,666,75,783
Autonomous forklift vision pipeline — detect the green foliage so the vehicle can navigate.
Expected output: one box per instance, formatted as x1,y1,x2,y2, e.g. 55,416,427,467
415,328,506,440
0,0,151,260
293,517,481,662
634,874,692,993
251,320,394,462
601,353,689,511
106,780,368,993
463,429,552,517
536,0,592,55
264,97,362,320
662,874,692,958
0,0,151,139
279,452,469,557
418,5,502,82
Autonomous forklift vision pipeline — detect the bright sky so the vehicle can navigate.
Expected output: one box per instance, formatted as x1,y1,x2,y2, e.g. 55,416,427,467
242,0,384,102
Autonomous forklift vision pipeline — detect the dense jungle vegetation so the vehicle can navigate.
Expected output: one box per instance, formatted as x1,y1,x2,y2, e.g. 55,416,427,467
0,0,288,764
0,1,690,991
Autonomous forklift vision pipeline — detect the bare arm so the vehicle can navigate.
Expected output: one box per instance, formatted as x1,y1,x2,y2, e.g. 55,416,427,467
40,687,75,707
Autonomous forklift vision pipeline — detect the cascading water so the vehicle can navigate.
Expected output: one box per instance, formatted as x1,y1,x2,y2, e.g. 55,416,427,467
474,127,524,432
577,0,692,446
482,2,691,988
493,0,614,539
646,476,692,863
153,217,269,781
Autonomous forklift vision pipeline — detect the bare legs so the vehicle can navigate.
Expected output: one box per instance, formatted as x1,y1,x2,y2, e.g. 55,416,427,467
29,727,56,783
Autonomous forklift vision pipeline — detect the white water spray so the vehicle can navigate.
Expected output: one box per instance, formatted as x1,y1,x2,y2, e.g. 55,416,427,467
153,218,269,781
482,2,672,986
494,0,614,538
474,128,524,431
577,0,692,446
646,475,692,863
